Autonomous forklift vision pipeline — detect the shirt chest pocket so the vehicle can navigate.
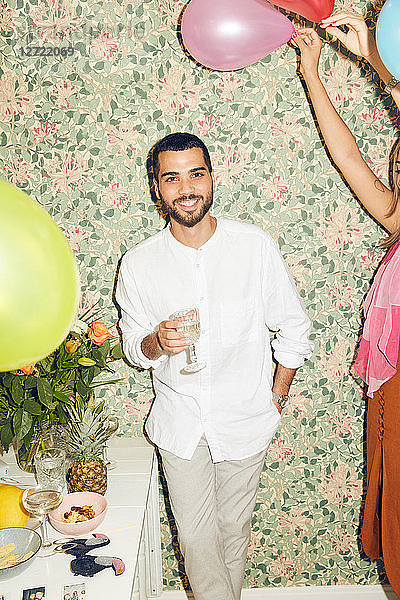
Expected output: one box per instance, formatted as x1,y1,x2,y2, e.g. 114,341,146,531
219,301,261,348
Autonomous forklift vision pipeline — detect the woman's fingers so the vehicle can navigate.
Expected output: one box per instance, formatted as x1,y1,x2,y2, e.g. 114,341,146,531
321,10,364,26
291,34,306,49
295,29,321,47
321,18,364,30
324,25,348,43
321,17,365,33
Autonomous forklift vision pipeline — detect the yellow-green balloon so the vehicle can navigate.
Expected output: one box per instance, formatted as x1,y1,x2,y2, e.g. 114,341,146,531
0,180,80,371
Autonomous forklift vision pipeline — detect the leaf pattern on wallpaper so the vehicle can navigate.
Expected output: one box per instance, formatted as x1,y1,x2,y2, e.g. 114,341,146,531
0,0,396,589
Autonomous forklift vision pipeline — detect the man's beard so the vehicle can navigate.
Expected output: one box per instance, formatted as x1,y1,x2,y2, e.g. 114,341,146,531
161,191,213,227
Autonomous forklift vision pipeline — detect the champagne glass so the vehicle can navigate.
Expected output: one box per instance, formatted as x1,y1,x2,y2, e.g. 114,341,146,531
22,486,62,553
102,415,119,470
170,308,206,373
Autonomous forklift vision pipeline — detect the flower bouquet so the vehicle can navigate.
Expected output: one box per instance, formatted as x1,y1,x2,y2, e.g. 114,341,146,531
0,305,123,470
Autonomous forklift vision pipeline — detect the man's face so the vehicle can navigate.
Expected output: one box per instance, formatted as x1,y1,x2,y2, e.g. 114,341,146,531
154,147,213,227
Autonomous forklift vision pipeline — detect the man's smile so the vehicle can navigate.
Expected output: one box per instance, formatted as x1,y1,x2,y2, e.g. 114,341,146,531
174,196,202,210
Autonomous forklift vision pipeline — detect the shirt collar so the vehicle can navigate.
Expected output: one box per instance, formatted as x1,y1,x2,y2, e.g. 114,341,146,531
166,217,220,253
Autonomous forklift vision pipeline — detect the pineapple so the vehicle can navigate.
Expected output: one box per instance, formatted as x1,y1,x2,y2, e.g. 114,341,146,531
64,400,110,495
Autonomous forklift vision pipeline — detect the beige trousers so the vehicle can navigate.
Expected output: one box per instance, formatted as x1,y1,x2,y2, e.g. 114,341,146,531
159,436,267,600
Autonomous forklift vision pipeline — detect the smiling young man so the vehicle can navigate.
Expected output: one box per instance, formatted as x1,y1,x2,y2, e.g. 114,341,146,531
115,132,313,600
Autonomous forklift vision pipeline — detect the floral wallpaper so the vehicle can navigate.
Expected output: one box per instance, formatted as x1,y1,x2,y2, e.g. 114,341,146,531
1,0,398,590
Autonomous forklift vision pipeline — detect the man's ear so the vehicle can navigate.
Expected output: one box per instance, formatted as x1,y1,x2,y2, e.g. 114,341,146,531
153,178,160,199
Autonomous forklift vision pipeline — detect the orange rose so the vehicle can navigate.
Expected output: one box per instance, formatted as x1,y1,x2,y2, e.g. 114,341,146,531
19,364,35,375
65,339,81,353
88,321,112,346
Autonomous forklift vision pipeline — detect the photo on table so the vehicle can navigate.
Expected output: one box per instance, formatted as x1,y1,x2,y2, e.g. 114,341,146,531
22,587,46,600
63,583,86,599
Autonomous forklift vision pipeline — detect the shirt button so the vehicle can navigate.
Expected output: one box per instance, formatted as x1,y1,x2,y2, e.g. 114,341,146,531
202,329,207,334
195,264,200,268
200,296,205,302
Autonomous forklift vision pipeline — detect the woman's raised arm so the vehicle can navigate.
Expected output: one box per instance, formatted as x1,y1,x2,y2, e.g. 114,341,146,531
320,11,400,112
292,28,397,233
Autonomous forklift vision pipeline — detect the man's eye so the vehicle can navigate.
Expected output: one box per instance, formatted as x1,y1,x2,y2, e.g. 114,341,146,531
193,172,204,178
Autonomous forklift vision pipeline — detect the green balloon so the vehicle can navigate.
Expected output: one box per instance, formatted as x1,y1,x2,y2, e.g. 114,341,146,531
0,180,80,371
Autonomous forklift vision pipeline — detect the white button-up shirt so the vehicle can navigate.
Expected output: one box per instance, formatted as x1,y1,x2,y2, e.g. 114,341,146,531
116,218,313,462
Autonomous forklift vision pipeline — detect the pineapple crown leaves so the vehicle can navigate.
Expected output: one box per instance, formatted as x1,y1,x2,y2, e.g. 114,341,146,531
64,399,112,460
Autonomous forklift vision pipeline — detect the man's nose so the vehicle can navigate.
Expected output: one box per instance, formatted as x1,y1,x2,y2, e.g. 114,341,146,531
178,176,194,195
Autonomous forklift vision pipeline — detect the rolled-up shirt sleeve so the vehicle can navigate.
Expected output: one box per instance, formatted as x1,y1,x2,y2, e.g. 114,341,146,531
263,237,313,369
115,253,167,370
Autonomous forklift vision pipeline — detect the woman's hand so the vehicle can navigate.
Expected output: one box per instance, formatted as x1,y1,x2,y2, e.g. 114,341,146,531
320,10,377,60
291,29,323,78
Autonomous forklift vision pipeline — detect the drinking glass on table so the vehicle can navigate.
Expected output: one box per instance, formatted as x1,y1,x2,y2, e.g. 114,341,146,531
170,307,206,373
22,486,62,552
34,447,66,493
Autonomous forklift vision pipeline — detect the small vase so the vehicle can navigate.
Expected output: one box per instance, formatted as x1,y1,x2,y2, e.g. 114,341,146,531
15,421,69,472
15,437,42,473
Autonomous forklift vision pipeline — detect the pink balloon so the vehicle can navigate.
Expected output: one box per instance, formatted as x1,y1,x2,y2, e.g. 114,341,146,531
181,0,294,71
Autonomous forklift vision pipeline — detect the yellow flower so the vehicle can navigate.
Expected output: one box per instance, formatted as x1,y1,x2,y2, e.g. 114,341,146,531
65,339,80,353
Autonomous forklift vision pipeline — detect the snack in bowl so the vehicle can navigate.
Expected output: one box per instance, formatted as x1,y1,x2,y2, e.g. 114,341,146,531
0,542,33,568
62,505,95,523
0,528,41,581
49,491,107,535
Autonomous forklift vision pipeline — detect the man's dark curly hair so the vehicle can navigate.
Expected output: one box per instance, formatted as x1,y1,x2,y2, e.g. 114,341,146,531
151,132,212,180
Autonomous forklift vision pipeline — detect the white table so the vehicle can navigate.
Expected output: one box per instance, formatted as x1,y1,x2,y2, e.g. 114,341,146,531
0,437,162,600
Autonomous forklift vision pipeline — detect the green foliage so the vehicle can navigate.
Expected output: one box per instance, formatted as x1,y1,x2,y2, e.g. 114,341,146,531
0,317,122,452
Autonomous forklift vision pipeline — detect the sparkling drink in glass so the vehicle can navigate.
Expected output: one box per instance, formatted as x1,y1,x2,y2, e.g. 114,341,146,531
170,308,206,373
182,319,201,344
23,489,62,516
22,487,63,551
